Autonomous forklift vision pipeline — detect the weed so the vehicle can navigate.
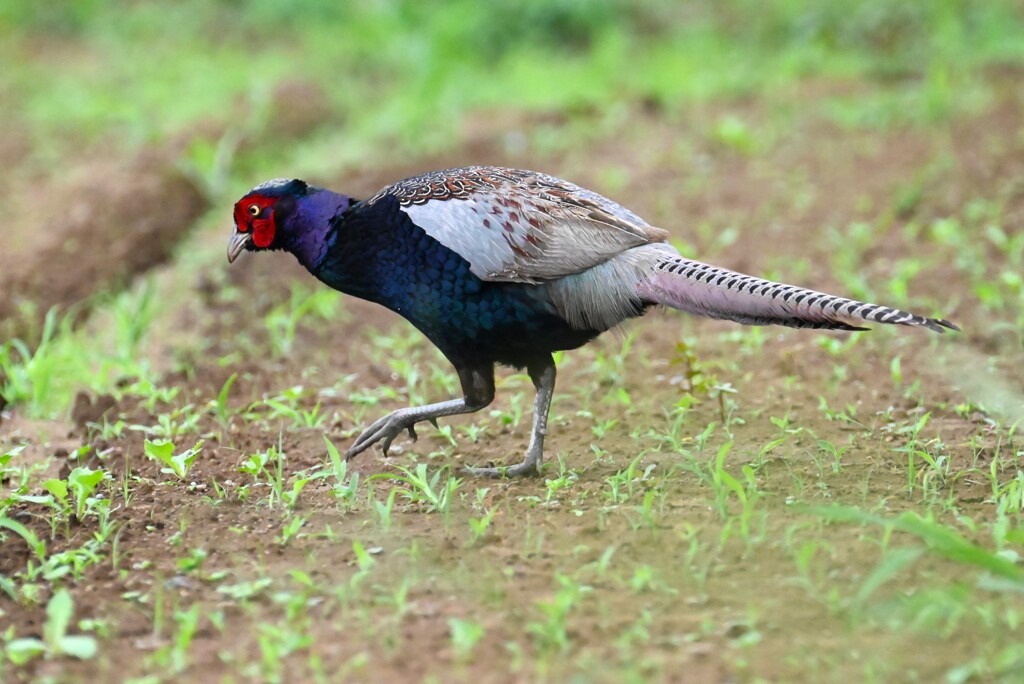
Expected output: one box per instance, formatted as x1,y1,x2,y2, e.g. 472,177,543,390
4,589,97,664
262,388,327,430
217,577,274,601
526,574,591,656
604,454,656,505
148,604,202,676
0,517,47,566
323,436,361,508
467,488,497,546
371,488,398,532
264,284,342,357
708,442,763,544
67,467,107,521
239,443,323,511
0,309,64,415
448,617,485,661
144,439,203,480
132,405,203,439
369,463,461,522
813,506,1024,588
277,515,307,545
212,372,239,430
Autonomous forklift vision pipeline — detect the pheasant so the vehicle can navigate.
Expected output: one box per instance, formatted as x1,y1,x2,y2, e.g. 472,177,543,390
227,166,956,477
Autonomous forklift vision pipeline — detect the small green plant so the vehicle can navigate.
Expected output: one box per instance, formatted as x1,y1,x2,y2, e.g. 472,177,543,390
813,506,1024,589
239,443,322,510
705,442,762,543
370,463,461,520
815,438,850,476
277,515,307,545
1,446,31,503
39,478,73,524
591,417,618,440
710,114,758,155
0,516,47,567
176,548,208,574
22,464,108,535
467,488,497,545
526,574,591,656
4,589,97,664
130,404,203,438
352,539,377,571
604,454,657,505
239,448,273,481
264,284,342,357
0,309,63,414
324,436,361,507
282,474,318,511
448,617,485,661
544,468,578,503
490,390,526,428
67,467,106,521
86,418,125,440
213,372,239,428
671,339,720,398
168,605,202,675
144,439,203,480
372,488,398,531
263,396,327,429
216,577,274,601
459,423,487,443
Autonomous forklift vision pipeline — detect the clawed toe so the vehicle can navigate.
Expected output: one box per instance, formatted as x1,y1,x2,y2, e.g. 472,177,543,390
463,459,542,478
344,410,420,462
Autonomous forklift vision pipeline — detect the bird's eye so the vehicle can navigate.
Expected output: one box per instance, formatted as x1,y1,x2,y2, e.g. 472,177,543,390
248,204,261,217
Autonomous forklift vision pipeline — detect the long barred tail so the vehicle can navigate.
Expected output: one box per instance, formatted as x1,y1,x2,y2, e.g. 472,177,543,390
636,256,958,333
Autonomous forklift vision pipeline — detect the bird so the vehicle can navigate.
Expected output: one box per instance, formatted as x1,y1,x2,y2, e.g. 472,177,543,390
227,166,957,477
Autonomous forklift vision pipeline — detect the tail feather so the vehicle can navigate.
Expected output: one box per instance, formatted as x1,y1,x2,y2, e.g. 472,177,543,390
636,256,958,333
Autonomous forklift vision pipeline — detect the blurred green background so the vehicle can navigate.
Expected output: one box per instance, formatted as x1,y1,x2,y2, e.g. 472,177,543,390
4,0,1023,191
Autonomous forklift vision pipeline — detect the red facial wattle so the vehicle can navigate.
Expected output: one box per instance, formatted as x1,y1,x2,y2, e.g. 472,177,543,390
251,216,275,247
233,195,277,248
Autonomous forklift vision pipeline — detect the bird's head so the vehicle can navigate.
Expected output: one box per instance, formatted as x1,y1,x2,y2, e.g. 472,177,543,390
228,178,354,270
227,178,309,263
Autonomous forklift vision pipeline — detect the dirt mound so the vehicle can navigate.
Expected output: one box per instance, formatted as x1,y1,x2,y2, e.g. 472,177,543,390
0,150,208,341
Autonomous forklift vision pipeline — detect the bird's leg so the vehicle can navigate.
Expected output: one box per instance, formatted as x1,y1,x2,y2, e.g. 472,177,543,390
345,363,495,461
465,355,556,478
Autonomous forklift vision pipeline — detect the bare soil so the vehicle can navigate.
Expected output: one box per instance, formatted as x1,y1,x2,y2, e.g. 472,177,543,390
2,74,1023,682
0,149,209,343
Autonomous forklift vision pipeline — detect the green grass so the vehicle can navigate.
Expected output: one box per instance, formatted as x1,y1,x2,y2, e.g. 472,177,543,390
0,282,165,419
4,0,1024,177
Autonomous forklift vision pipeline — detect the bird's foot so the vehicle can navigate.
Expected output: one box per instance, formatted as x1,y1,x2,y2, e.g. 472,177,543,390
463,453,543,479
345,410,420,461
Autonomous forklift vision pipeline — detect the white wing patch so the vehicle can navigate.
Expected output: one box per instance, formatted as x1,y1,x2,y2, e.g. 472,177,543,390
403,193,658,283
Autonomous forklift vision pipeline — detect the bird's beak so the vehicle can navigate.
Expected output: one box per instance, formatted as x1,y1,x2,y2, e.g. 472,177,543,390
227,231,252,263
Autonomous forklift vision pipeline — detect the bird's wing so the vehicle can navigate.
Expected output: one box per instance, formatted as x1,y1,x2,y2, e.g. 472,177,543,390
366,166,669,283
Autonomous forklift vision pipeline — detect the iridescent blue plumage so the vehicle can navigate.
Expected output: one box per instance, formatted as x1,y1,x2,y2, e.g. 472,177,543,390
313,194,600,369
228,165,955,477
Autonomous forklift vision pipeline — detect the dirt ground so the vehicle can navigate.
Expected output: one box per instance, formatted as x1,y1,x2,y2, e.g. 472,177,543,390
0,149,209,346
2,72,1024,682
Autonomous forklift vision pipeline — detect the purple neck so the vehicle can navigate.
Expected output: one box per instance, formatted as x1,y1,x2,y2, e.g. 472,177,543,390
282,189,353,271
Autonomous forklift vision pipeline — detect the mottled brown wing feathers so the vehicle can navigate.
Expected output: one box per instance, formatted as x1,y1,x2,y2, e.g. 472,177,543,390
366,167,668,282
